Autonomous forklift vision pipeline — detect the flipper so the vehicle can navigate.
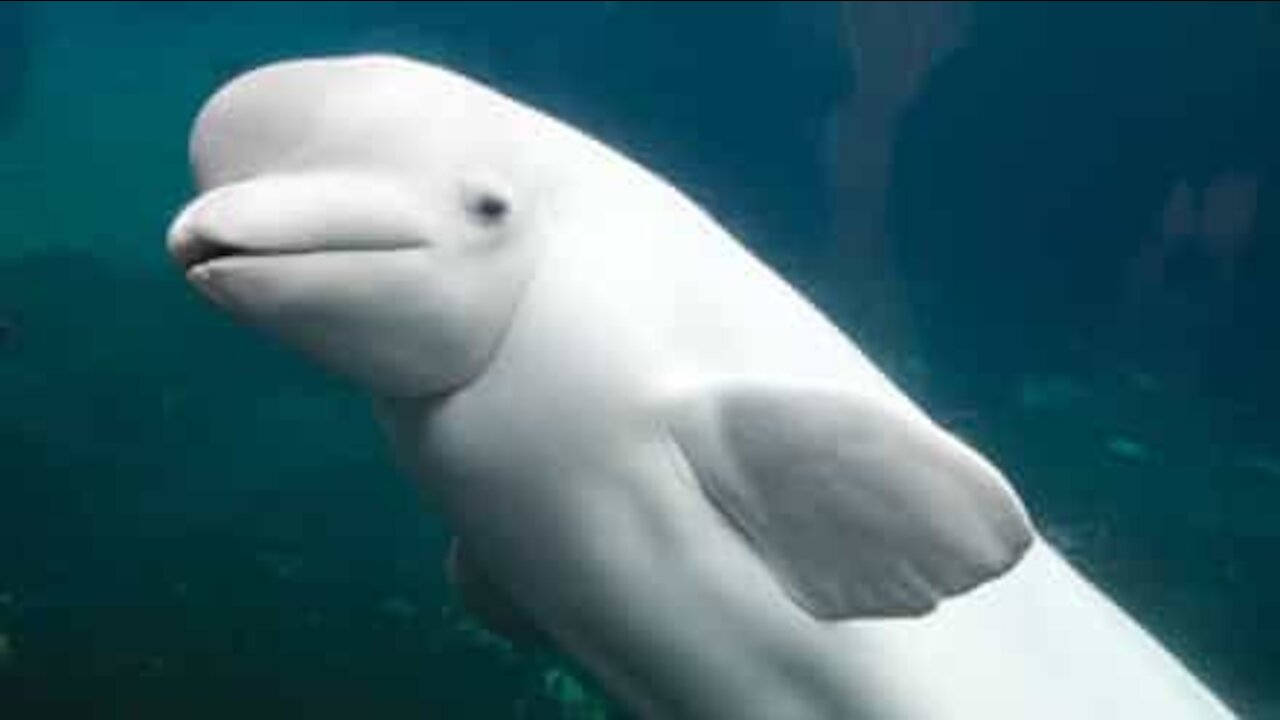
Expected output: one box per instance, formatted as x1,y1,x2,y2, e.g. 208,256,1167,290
445,538,548,646
669,383,1034,620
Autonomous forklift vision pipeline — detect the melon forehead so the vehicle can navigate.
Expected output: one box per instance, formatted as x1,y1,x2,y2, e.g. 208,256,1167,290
189,55,515,190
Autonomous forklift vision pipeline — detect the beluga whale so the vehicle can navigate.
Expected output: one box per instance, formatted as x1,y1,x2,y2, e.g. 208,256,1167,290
166,54,1236,719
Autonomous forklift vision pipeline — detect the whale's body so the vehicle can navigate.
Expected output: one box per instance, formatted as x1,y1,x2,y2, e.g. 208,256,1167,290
168,56,1236,719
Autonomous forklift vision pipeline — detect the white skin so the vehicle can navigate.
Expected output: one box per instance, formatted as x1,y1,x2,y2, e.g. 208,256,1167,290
168,56,1236,720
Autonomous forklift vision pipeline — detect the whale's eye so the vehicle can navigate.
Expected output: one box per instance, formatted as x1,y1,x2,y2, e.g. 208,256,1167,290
468,192,509,225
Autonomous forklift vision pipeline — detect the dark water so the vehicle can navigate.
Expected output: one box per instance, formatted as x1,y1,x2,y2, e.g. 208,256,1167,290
0,2,1276,718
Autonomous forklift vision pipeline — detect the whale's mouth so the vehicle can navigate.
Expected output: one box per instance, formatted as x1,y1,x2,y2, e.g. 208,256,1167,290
171,229,307,273
177,233,246,271
175,232,428,273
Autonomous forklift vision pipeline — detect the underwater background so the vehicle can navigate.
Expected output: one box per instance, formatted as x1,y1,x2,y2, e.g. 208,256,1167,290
0,1,1276,717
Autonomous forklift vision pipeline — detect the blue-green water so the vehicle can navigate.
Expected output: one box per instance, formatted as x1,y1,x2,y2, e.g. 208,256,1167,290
0,2,1276,717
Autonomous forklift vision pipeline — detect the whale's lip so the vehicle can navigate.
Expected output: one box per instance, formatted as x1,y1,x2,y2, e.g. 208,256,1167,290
174,232,248,270
175,233,323,273
172,229,427,273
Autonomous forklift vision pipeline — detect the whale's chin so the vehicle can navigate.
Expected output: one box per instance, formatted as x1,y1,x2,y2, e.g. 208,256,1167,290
175,245,506,400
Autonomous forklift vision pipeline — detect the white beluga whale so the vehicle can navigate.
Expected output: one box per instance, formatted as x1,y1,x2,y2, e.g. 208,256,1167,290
166,55,1236,719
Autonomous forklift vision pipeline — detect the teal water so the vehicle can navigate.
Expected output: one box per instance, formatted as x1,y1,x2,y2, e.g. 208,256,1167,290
0,2,1276,718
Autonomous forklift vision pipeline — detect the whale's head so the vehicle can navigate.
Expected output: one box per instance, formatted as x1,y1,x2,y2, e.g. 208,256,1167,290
167,55,564,398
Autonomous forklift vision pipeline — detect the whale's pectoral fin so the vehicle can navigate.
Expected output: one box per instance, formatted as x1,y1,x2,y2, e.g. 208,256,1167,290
669,384,1034,620
445,538,549,646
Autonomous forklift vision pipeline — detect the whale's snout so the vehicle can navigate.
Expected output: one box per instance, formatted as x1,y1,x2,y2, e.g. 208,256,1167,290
169,227,241,272
167,200,240,272
165,172,435,279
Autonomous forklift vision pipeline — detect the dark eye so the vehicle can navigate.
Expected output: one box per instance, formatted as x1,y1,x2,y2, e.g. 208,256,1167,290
470,193,509,224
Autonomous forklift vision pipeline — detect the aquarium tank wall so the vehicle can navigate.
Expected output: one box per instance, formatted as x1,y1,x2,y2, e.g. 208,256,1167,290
0,2,1276,718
